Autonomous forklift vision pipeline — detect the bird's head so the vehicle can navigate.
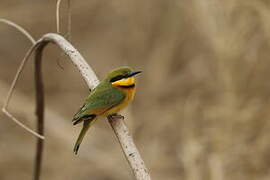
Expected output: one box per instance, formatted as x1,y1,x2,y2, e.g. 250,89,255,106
106,66,142,87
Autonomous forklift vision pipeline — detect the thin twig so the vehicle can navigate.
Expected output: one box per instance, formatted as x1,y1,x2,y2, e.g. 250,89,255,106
2,44,45,140
2,45,45,139
55,0,72,70
67,0,72,41
56,0,62,34
0,18,35,44
56,0,71,37
2,108,44,139
0,19,44,139
33,42,48,180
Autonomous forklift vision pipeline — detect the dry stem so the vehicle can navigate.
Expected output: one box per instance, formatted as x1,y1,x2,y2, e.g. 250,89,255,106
56,0,62,34
56,0,72,40
0,18,45,139
1,19,150,178
33,42,48,180
0,18,35,43
34,33,151,180
1,16,150,179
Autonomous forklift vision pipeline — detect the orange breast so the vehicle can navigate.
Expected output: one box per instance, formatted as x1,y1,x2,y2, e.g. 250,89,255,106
103,87,136,116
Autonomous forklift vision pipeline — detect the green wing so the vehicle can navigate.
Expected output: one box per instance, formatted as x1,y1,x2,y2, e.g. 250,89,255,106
73,82,125,122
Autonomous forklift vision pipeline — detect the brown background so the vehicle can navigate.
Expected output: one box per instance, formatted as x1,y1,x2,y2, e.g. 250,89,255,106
1,0,270,179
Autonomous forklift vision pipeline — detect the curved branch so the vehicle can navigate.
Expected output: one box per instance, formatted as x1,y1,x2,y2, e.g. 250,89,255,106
35,33,151,180
3,31,150,179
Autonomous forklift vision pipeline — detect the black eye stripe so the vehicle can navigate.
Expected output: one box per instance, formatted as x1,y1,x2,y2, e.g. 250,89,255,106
110,75,125,82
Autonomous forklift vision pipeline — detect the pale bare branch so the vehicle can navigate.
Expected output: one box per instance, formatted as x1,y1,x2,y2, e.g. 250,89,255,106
108,116,151,180
1,19,150,177
35,33,151,180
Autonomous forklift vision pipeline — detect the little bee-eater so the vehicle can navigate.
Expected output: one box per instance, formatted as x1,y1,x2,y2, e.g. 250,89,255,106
72,66,142,154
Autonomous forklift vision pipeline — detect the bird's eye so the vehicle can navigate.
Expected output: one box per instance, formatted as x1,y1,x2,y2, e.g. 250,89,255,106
110,75,124,82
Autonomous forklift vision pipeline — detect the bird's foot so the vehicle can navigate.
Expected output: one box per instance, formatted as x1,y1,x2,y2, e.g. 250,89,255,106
108,113,124,120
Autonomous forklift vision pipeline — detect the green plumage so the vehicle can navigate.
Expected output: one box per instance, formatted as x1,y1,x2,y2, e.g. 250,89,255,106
73,82,125,122
72,67,133,154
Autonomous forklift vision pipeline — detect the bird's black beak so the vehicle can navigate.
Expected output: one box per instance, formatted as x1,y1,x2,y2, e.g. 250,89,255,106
126,71,142,78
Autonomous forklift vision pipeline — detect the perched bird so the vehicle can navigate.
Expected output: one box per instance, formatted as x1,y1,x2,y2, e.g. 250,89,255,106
72,66,142,154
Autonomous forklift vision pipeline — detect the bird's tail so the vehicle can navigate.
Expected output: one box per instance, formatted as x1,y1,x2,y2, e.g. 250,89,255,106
73,117,97,155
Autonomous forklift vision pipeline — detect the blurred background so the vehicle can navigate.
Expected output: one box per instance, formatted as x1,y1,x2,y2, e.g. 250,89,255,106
1,0,270,179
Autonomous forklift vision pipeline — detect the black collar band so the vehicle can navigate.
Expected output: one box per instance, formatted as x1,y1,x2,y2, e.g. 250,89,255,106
118,84,135,88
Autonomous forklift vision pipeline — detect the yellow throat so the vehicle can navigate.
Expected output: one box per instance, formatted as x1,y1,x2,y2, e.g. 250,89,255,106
105,77,136,116
112,77,135,87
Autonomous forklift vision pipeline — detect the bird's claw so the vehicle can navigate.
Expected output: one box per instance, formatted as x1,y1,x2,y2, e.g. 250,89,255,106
108,114,124,119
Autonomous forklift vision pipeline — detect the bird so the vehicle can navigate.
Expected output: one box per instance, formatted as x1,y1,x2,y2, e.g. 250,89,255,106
72,66,142,154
